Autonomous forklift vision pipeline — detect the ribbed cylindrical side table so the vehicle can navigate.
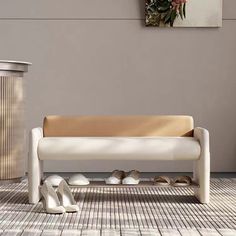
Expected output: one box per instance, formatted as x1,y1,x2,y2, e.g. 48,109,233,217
0,60,31,183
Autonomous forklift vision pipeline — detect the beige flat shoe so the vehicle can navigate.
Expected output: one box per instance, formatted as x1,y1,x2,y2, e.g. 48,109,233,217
173,176,192,187
68,174,90,186
106,170,125,185
44,175,64,187
153,176,171,186
122,170,140,185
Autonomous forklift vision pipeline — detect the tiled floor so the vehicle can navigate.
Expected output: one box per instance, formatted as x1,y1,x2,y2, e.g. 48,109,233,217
1,228,236,235
0,178,236,235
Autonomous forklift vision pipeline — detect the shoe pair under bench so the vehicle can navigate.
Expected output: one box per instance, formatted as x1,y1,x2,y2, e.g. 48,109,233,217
106,170,140,185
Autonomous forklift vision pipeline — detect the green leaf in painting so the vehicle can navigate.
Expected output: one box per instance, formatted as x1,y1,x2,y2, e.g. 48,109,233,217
164,10,172,24
161,12,167,20
156,14,161,26
155,0,172,13
179,4,183,20
170,10,177,27
183,3,186,18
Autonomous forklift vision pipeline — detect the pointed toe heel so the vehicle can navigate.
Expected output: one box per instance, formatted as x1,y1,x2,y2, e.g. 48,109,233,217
58,180,79,213
40,181,65,214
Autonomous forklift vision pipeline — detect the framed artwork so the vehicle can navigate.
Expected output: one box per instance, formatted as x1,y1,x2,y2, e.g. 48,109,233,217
145,0,222,27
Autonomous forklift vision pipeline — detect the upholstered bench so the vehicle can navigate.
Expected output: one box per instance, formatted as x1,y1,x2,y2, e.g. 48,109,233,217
28,116,210,204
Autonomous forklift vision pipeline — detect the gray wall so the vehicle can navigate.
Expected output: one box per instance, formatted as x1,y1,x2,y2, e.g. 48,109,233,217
0,0,235,172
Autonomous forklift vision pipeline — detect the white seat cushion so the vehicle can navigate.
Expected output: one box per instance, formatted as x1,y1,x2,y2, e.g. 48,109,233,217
38,137,201,161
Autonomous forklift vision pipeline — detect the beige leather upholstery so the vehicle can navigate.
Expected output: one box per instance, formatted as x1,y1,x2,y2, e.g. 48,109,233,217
38,137,200,161
43,115,194,137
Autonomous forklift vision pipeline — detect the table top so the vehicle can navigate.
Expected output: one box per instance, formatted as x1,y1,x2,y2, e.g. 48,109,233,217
0,60,31,73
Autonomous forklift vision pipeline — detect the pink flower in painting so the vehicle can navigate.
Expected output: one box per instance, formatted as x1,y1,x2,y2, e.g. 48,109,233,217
172,0,187,4
172,0,187,10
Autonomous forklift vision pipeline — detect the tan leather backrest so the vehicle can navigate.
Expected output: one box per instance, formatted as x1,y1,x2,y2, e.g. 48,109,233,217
43,115,194,137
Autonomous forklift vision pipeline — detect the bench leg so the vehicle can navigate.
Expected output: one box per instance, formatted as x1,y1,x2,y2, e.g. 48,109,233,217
193,156,210,204
28,127,43,204
193,127,210,204
28,159,43,204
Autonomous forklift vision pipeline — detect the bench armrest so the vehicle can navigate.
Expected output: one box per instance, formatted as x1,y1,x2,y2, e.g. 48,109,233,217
29,127,43,152
194,127,210,155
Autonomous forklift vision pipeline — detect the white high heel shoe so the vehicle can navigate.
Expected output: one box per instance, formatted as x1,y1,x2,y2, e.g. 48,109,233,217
57,180,80,213
40,181,65,214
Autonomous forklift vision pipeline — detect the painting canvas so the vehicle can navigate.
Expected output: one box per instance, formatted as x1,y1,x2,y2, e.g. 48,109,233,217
145,0,222,27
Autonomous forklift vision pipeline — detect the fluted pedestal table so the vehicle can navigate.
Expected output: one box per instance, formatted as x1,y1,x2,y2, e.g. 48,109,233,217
0,60,31,184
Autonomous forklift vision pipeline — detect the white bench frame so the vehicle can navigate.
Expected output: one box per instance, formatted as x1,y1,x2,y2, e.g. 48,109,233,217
28,127,210,204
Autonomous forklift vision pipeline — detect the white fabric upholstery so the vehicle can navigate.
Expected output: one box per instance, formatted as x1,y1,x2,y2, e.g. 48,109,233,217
28,125,210,205
38,137,201,161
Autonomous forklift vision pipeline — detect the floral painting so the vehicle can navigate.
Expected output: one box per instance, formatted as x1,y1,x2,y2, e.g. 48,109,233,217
145,0,222,27
146,0,187,27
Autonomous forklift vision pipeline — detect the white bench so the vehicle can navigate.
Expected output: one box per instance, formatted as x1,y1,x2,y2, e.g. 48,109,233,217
28,115,210,204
